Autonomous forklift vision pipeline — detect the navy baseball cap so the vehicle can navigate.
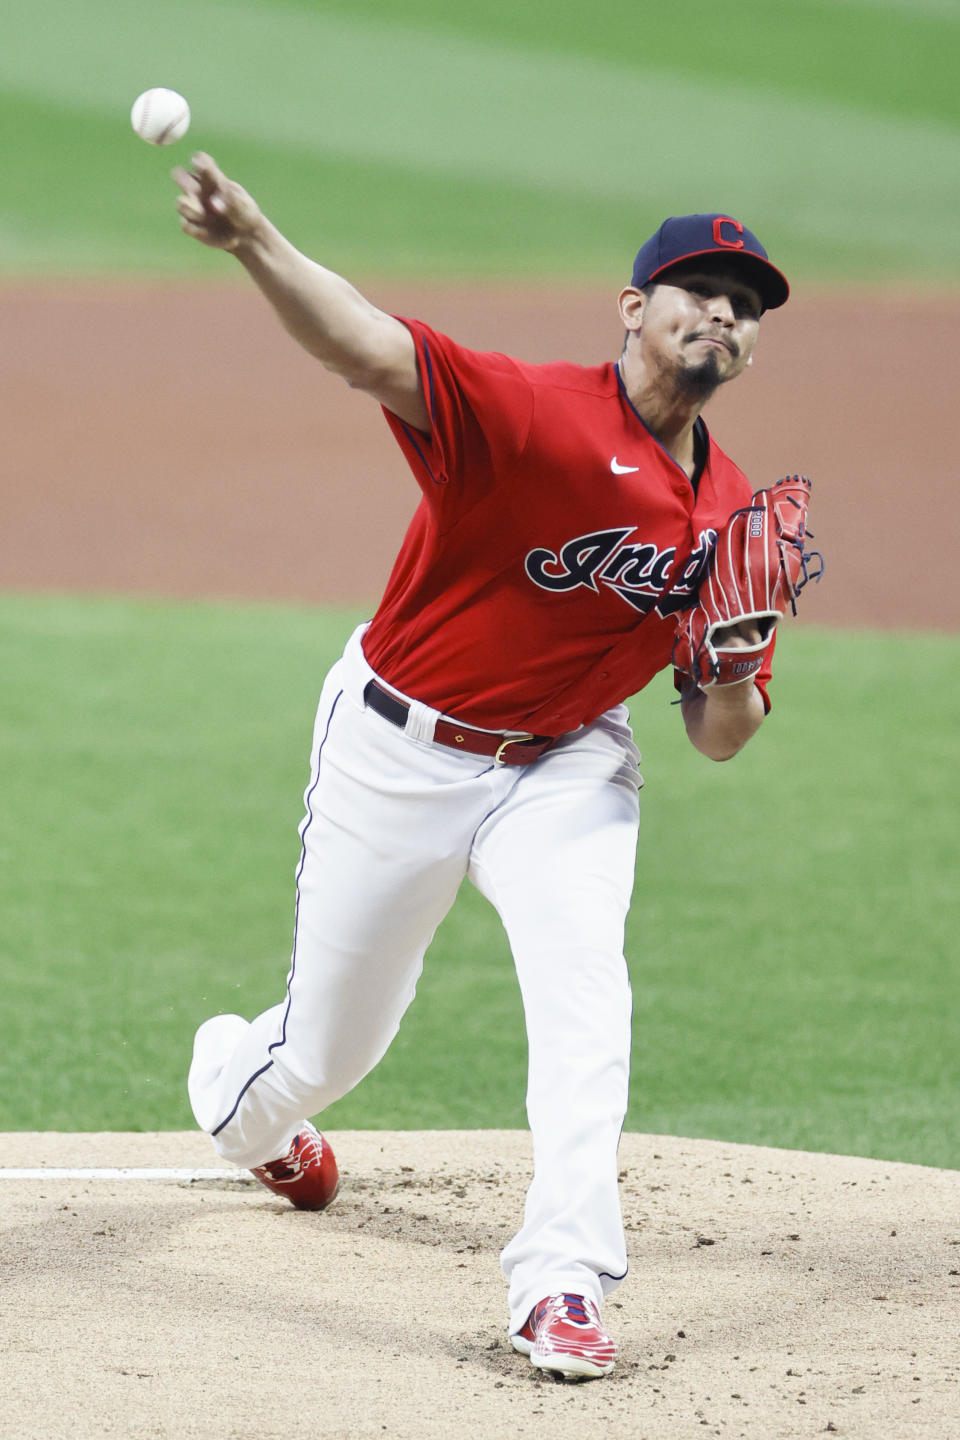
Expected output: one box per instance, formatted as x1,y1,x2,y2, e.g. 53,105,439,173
632,213,789,311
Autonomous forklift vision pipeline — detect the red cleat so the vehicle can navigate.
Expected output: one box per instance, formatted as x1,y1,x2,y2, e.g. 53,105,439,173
249,1122,339,1210
511,1293,616,1379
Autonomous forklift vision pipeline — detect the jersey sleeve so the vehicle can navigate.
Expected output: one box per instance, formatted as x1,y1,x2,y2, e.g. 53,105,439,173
381,318,536,519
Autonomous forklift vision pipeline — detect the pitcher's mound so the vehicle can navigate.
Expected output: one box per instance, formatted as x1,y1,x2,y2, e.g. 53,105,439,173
1,1129,957,1439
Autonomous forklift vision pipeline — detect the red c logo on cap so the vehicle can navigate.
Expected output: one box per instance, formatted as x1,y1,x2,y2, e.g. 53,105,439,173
713,217,744,250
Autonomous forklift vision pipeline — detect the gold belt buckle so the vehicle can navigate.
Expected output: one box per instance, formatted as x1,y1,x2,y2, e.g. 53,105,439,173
494,732,534,766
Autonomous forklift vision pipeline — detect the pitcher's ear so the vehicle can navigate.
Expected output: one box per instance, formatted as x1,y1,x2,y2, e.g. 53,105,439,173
618,285,646,334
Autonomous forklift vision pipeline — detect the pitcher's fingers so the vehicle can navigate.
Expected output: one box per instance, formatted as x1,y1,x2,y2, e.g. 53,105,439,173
190,152,225,194
714,619,764,649
176,193,207,224
172,164,201,197
192,155,236,218
179,216,208,241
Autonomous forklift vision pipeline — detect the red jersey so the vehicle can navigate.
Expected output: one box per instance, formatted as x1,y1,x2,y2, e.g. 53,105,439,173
363,319,773,735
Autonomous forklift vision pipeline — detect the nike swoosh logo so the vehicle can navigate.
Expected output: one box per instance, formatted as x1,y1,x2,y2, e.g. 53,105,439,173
610,457,640,474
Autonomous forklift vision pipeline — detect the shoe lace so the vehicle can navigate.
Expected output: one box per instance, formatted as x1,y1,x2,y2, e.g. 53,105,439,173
542,1293,594,1328
562,1294,592,1325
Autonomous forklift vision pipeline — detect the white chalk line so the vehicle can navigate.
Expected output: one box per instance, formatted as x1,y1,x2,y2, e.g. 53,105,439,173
0,1167,248,1182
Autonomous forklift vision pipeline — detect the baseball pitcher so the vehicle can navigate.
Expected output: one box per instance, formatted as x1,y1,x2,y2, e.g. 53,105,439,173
175,156,820,1380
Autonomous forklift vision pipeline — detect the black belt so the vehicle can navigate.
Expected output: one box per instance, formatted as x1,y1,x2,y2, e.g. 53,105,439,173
363,680,556,767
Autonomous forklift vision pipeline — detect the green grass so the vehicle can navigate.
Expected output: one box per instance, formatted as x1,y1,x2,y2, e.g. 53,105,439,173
300,0,960,128
0,595,956,1167
2,0,959,281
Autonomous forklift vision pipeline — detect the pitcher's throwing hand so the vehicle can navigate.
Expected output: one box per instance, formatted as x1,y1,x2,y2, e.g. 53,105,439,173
173,152,262,252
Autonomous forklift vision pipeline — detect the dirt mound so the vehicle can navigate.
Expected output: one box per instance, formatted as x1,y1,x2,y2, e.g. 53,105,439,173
2,1129,957,1438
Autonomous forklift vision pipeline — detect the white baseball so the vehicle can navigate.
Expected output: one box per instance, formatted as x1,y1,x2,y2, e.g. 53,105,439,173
130,88,191,146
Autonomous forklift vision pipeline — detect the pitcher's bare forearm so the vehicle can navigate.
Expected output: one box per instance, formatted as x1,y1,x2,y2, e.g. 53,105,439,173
174,152,428,432
680,678,765,760
233,221,427,427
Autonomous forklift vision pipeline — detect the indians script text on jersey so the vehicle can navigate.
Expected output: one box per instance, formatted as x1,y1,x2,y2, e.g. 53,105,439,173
363,320,773,734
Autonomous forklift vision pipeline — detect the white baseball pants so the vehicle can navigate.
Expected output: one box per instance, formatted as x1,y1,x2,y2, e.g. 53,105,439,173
188,624,641,1332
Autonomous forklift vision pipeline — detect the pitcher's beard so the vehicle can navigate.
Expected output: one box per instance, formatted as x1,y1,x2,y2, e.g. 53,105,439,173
676,349,724,401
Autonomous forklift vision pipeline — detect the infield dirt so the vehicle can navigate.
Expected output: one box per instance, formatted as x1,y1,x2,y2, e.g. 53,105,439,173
2,1129,959,1440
